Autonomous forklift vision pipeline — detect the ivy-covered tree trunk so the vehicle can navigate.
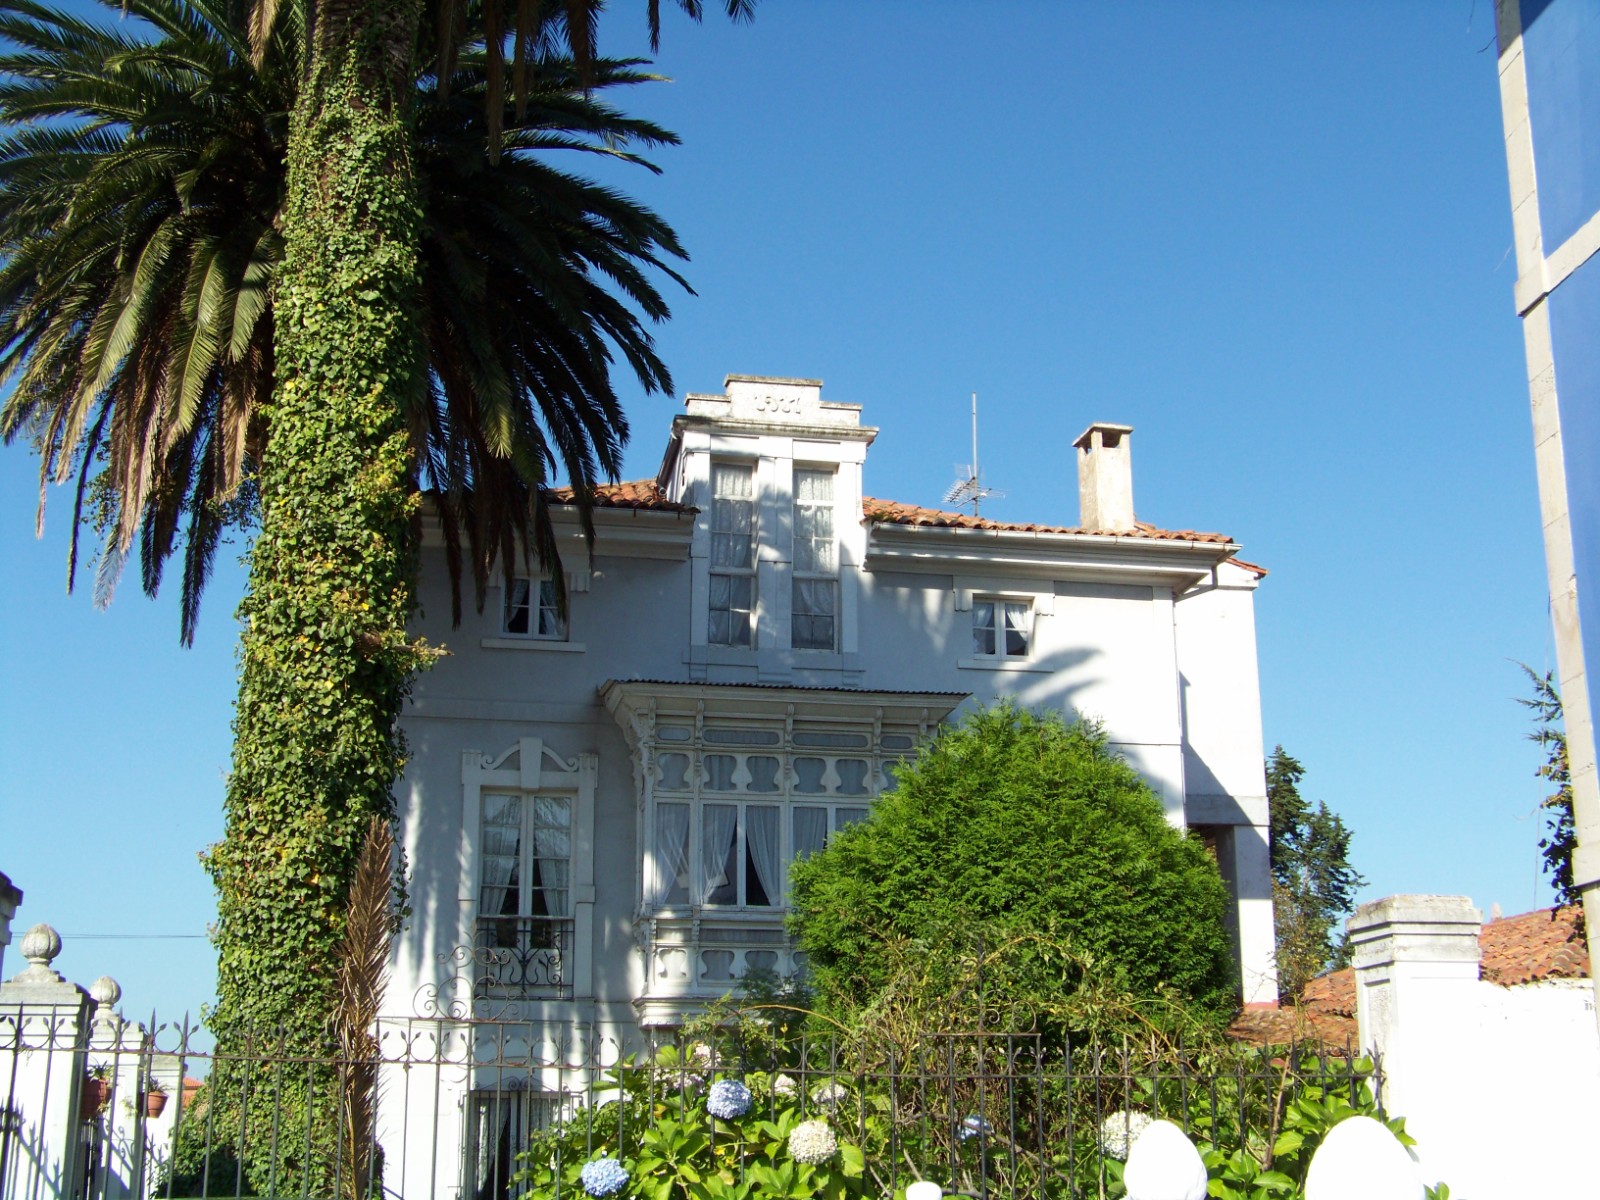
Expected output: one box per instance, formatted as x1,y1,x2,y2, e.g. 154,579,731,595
203,0,426,1188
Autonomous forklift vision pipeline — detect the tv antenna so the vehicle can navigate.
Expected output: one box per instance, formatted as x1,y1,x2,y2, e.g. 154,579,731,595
942,392,1005,516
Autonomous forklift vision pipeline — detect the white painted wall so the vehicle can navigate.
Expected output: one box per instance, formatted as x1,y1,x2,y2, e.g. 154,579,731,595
1351,895,1600,1200
392,375,1282,1039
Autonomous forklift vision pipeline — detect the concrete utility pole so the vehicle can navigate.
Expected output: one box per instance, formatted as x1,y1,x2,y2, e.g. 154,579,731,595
1493,0,1600,1028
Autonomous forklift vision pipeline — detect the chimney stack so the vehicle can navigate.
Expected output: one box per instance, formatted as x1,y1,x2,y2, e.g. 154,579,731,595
1074,422,1135,532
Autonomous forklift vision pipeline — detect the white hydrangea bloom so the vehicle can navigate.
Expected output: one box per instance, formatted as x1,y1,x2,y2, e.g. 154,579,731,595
1098,1109,1154,1161
810,1080,848,1108
788,1118,838,1165
772,1073,799,1099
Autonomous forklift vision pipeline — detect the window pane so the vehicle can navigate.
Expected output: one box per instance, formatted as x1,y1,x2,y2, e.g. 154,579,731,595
836,760,869,795
973,601,996,655
705,754,738,791
1004,603,1031,657
794,758,828,794
835,807,869,830
702,804,739,905
504,579,531,634
793,806,829,859
654,802,691,905
746,805,780,906
747,756,781,792
536,580,566,639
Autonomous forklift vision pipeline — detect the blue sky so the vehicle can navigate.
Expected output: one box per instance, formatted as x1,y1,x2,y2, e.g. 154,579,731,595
0,1,1562,1022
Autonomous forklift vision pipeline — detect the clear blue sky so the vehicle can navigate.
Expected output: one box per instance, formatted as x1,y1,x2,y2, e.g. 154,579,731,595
0,1,1560,1022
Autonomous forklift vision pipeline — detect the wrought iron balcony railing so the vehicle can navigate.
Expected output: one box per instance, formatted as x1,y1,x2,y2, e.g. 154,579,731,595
472,916,573,998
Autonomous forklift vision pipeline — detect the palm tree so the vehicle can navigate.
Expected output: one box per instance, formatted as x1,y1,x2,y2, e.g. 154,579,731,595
0,0,687,643
2,4,692,1185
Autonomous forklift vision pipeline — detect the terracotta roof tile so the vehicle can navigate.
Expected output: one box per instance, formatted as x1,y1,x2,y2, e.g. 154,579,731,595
545,480,693,513
1480,905,1588,985
1226,1004,1358,1053
861,497,1236,544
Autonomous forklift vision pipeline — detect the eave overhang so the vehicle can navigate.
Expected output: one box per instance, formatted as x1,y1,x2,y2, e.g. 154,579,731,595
863,521,1242,593
601,678,967,732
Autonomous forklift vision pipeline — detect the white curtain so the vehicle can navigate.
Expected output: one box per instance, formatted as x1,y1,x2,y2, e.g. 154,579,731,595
529,797,571,917
651,803,691,907
792,806,828,861
1004,602,1031,655
745,805,781,906
698,804,739,904
480,794,522,916
973,601,996,655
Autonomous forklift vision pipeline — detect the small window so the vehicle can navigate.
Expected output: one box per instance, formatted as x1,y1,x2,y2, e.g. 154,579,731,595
792,469,837,651
973,599,1032,658
710,463,757,646
503,578,566,640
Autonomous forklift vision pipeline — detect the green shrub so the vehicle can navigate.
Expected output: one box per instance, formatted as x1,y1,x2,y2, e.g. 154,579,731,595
788,704,1237,1028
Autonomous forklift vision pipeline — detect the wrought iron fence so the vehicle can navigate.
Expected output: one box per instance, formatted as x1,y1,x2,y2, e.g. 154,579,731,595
0,1002,1380,1200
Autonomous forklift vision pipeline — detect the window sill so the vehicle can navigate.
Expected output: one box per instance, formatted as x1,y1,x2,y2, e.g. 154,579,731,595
481,637,586,653
957,656,1052,673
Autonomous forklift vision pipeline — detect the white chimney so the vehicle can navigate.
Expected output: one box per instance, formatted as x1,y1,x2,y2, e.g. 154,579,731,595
1074,422,1135,532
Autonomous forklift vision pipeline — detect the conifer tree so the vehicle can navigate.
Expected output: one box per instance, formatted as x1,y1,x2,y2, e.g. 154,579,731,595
1266,746,1365,1001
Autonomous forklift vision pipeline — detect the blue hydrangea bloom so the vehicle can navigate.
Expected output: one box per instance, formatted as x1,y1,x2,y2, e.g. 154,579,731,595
960,1114,993,1140
581,1157,629,1197
706,1079,753,1119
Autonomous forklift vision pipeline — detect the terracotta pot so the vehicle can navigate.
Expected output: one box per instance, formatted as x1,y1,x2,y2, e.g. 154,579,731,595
80,1078,110,1120
144,1090,168,1119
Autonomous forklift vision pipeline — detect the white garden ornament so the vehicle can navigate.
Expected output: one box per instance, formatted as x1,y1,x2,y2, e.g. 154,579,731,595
1122,1119,1208,1200
1303,1115,1423,1200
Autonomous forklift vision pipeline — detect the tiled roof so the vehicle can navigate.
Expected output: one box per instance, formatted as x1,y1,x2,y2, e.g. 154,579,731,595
545,480,693,512
1226,1003,1358,1053
862,498,1236,544
1230,905,1589,1048
1480,905,1589,985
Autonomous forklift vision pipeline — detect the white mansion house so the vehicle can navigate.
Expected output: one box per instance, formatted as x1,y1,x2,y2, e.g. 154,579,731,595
380,375,1278,1192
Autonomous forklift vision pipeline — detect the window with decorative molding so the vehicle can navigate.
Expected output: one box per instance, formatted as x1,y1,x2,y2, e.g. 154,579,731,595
791,468,837,650
479,793,571,992
709,463,757,646
972,598,1032,659
503,577,566,640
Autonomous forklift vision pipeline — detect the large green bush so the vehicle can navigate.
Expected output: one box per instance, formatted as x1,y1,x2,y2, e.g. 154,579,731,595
788,705,1237,1025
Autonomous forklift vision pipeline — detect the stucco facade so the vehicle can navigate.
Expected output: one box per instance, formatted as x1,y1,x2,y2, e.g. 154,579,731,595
387,375,1278,1050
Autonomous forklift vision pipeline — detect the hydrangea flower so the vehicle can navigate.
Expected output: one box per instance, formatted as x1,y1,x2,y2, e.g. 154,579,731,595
810,1080,848,1108
787,1118,838,1164
581,1157,630,1197
772,1073,799,1098
1097,1110,1153,1161
959,1114,994,1140
707,1079,753,1119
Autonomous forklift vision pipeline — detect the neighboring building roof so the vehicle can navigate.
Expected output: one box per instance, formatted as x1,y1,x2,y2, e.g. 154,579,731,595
1479,904,1589,985
1230,905,1589,1049
1227,980,1358,1051
862,497,1237,544
545,480,693,512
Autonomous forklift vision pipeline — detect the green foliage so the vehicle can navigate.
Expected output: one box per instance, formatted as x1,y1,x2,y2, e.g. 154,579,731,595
1197,1057,1409,1200
0,0,690,642
1519,664,1579,909
1266,748,1365,1000
789,704,1238,1028
516,1049,869,1200
514,1018,1440,1200
200,1,426,1190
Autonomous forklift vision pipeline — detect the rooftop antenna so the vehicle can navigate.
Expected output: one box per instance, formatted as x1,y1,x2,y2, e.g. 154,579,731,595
942,392,1005,516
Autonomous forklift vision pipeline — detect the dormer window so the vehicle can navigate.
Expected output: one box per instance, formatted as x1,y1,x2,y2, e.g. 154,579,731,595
792,468,837,650
504,577,566,640
709,463,757,646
